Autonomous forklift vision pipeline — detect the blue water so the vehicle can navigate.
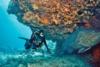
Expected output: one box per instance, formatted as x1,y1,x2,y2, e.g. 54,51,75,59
0,0,32,50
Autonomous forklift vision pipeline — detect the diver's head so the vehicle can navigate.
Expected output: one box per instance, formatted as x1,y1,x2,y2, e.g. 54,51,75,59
39,30,44,36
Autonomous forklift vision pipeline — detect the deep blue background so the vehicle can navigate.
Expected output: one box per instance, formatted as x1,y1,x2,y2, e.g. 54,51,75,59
0,0,32,50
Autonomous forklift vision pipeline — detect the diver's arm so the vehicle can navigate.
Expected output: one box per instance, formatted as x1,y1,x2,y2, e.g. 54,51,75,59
44,40,51,54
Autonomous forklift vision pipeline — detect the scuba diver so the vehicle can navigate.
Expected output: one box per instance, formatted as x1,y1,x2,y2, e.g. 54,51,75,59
19,30,51,54
35,30,51,54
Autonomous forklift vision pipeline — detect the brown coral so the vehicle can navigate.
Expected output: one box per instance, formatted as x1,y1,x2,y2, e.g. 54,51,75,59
8,0,99,40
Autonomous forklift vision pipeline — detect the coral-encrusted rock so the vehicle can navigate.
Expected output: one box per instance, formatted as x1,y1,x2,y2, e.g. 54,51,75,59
8,0,80,40
91,16,100,32
58,27,100,54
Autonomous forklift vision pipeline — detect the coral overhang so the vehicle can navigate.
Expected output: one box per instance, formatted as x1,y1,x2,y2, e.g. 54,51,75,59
8,0,100,40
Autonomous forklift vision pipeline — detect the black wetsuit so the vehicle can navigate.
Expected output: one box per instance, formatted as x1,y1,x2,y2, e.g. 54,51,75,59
38,34,51,53
25,33,37,50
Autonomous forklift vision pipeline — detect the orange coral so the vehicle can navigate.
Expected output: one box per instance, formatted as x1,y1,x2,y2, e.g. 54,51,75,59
28,0,80,25
23,11,33,22
40,17,49,25
20,0,97,28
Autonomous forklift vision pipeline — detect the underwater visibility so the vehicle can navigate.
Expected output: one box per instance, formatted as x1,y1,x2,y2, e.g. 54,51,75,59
0,0,100,67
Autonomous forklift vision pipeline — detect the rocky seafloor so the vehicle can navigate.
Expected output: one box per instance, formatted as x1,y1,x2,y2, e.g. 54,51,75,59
0,51,92,67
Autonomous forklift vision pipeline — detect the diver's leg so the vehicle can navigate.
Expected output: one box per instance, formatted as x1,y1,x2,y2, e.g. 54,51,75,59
31,43,37,54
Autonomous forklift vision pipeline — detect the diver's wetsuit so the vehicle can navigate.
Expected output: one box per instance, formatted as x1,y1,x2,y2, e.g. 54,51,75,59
39,36,51,53
25,33,37,50
37,32,51,53
29,33,37,49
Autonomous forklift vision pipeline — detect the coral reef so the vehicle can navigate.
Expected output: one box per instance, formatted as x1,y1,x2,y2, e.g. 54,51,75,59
0,52,91,67
7,0,100,40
